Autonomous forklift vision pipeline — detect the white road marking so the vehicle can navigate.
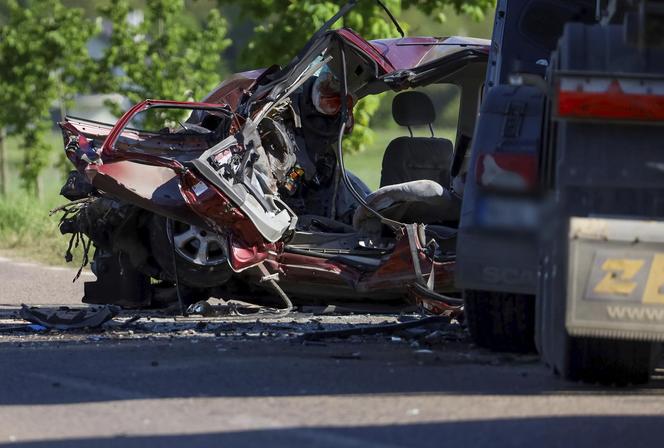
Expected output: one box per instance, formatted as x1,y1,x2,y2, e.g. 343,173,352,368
0,255,94,277
14,262,38,268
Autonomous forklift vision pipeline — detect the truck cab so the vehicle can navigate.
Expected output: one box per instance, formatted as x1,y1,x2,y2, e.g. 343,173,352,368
456,0,597,351
457,0,664,383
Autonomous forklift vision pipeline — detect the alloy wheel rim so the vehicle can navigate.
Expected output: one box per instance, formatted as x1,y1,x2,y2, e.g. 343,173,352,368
167,219,227,266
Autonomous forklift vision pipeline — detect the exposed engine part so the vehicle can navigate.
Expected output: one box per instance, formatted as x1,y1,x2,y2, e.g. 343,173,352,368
51,198,98,280
60,170,95,200
258,113,299,193
55,197,135,251
281,165,306,195
53,197,159,279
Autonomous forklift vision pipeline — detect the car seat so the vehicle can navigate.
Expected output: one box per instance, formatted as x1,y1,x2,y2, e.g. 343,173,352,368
379,91,454,188
353,91,460,233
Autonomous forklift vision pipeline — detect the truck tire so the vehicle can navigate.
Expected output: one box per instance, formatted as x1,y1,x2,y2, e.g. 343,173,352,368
464,290,536,353
562,337,661,385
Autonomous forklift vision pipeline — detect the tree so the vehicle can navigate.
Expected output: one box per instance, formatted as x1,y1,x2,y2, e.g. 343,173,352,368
221,0,493,66
95,0,231,117
0,0,94,195
402,0,494,21
215,0,494,153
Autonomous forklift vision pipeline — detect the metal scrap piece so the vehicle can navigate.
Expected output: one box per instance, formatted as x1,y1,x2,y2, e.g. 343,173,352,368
19,304,120,330
300,315,450,341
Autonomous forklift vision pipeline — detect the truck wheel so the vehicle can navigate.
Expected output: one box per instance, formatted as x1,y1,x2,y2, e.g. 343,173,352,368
149,215,233,288
464,290,536,353
562,337,661,385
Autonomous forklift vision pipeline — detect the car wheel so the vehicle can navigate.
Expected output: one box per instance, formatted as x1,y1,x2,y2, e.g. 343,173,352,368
149,215,233,288
464,289,536,353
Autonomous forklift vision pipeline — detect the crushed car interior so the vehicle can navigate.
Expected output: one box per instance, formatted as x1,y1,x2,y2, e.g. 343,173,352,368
56,1,489,312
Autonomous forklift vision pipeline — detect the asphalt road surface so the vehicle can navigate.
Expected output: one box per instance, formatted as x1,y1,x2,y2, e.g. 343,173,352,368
1,254,664,448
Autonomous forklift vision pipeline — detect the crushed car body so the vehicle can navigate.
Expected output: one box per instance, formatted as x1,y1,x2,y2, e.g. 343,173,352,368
56,5,489,312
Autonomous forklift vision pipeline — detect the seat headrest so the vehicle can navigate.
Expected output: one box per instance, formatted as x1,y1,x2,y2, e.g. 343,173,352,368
392,91,436,127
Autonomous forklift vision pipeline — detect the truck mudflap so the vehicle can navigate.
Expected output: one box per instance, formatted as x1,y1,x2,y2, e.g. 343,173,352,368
567,217,664,341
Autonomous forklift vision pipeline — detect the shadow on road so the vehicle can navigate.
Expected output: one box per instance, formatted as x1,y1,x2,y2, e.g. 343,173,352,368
1,336,663,407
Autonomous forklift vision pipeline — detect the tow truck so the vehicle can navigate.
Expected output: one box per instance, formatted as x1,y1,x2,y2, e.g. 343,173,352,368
457,0,664,384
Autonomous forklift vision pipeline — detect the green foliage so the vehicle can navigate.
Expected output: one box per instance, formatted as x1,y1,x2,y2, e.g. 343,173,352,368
0,0,95,194
95,0,231,114
0,0,232,195
217,0,494,152
402,0,495,22
226,1,402,68
347,95,380,154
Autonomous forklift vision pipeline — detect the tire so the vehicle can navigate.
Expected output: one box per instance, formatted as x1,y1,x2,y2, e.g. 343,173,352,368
562,337,661,385
464,290,536,353
149,215,232,289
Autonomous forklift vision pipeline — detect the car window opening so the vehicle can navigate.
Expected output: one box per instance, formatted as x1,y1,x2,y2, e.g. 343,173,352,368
240,38,480,258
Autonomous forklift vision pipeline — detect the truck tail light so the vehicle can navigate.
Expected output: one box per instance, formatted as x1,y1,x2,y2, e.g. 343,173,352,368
556,76,664,122
476,153,538,191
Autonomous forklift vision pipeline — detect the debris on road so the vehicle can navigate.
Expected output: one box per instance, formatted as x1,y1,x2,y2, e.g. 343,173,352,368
19,304,119,330
186,299,265,317
413,349,436,358
1,303,468,348
331,351,362,360
300,315,452,341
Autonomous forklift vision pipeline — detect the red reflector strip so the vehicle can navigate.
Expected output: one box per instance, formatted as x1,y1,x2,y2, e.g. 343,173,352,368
557,77,664,121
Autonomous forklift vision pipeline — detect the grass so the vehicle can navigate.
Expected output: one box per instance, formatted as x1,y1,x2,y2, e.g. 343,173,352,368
0,132,75,265
0,192,73,265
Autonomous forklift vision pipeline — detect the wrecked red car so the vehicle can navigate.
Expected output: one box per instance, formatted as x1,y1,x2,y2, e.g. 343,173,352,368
57,5,489,313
